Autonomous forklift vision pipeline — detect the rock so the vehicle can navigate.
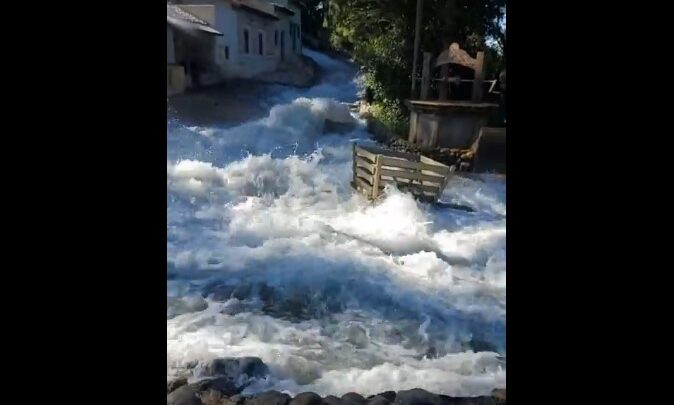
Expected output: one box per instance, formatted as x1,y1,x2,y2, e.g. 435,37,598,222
168,385,203,405
438,395,493,405
167,296,209,318
424,346,438,359
204,357,270,380
290,392,323,405
491,388,505,403
322,396,344,405
204,284,235,301
232,284,252,300
191,377,241,397
367,396,392,405
341,393,367,405
229,395,246,405
257,283,275,304
168,377,189,393
325,120,356,134
246,391,291,405
468,338,498,353
394,389,443,405
201,389,225,405
375,392,396,402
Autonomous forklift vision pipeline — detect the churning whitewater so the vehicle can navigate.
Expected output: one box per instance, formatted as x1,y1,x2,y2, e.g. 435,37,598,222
167,49,506,397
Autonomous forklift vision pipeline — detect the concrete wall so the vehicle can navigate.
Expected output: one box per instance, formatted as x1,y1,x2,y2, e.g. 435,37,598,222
175,0,235,77
167,26,176,64
236,9,279,77
168,65,187,95
287,2,302,56
263,0,302,62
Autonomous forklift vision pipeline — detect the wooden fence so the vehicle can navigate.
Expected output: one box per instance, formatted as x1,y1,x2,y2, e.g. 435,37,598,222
351,144,452,202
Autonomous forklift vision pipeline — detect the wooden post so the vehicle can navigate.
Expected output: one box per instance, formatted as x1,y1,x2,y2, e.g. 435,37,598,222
428,116,439,148
410,0,424,97
371,155,382,199
420,52,431,100
408,110,418,144
352,142,357,189
471,51,485,102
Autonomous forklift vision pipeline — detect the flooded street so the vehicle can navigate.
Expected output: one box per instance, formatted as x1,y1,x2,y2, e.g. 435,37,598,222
167,49,506,397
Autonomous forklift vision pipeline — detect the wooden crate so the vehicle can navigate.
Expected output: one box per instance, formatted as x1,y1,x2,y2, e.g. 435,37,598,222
351,143,452,202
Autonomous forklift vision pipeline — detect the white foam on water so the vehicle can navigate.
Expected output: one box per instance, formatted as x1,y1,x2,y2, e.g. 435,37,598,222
167,49,506,396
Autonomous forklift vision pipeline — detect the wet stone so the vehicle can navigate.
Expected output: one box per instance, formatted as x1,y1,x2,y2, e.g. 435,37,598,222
290,392,323,405
468,337,498,353
204,357,270,380
367,396,392,405
227,395,246,405
201,389,225,405
204,284,235,301
491,389,505,404
167,385,203,405
246,391,291,405
394,389,443,405
438,396,494,405
322,396,344,405
341,393,366,405
375,392,396,402
232,284,252,300
168,377,189,393
191,377,241,397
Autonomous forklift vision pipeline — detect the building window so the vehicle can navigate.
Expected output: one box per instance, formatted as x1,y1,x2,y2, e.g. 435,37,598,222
258,31,264,55
274,30,278,46
225,46,229,60
243,29,249,54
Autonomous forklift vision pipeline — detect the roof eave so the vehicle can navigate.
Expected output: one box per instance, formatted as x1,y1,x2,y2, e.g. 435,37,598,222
167,17,224,36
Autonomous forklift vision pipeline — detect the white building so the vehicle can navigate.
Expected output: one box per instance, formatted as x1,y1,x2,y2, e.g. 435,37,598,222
167,0,304,93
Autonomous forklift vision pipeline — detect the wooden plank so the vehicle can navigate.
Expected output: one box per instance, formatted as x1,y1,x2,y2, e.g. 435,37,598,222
420,155,451,199
420,52,431,100
371,155,382,199
479,127,506,138
405,99,498,109
357,144,419,161
379,178,440,194
471,51,485,102
356,167,374,183
354,176,373,194
380,156,449,175
420,155,450,170
379,168,444,184
355,158,375,173
355,145,378,163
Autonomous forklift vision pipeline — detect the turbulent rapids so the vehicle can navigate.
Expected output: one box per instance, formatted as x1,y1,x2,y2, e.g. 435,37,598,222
167,49,506,397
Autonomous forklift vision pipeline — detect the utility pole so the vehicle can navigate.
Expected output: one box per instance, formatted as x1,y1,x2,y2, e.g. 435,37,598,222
410,0,424,98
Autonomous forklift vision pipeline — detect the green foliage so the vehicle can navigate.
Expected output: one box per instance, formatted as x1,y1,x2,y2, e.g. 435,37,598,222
370,100,409,137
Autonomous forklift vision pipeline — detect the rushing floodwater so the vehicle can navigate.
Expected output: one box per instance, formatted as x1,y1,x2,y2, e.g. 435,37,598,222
167,49,506,397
